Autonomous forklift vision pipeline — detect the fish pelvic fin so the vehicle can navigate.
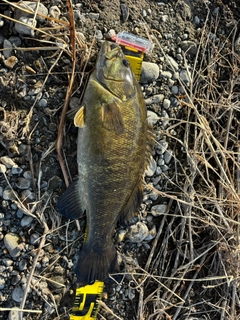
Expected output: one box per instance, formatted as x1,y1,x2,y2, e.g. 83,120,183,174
56,179,85,220
101,100,125,134
75,242,119,285
74,106,85,128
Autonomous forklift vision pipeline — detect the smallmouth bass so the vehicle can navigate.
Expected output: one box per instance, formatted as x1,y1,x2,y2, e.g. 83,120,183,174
57,41,152,285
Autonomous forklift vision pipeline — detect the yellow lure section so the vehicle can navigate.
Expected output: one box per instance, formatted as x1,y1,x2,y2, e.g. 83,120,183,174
70,281,104,320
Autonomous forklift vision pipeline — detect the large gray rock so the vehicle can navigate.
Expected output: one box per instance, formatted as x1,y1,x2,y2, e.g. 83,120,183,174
14,1,48,22
140,62,159,83
15,17,37,36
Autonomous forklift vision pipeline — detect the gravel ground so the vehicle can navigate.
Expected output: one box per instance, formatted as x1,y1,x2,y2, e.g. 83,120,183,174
0,0,240,319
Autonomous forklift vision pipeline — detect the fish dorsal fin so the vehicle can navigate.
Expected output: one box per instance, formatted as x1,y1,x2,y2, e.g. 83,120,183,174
119,181,143,224
144,126,156,170
101,101,125,134
119,126,155,224
74,106,85,128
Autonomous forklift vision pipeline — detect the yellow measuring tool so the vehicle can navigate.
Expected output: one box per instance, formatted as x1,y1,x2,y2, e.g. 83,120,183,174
112,31,154,81
70,281,104,320
123,47,144,81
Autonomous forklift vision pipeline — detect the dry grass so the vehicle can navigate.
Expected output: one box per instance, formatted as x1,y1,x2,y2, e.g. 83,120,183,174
133,13,240,320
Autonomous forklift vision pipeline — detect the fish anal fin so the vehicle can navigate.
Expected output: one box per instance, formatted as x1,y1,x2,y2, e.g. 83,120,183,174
75,242,119,285
56,179,84,220
119,182,143,224
101,101,125,134
74,106,85,128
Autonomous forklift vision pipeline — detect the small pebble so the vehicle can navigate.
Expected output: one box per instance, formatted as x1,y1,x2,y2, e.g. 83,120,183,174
168,78,175,88
147,110,160,126
145,94,164,105
147,8,152,15
48,275,65,291
4,56,18,69
38,99,48,107
16,209,24,219
20,190,35,202
106,29,116,39
179,69,191,85
121,4,129,22
3,39,12,59
0,156,17,168
8,309,19,320
171,85,179,94
151,204,168,217
12,286,24,303
164,150,173,164
116,229,126,243
0,16,4,27
126,222,149,243
49,5,61,19
160,71,172,79
163,98,171,109
21,215,33,227
158,158,164,166
0,277,5,290
89,12,99,20
30,233,40,246
156,166,162,175
95,29,103,40
3,189,17,201
18,259,27,271
162,110,169,127
166,55,179,71
0,164,6,173
161,164,169,172
16,177,31,190
142,9,147,17
48,175,62,191
161,14,168,22
157,140,168,154
41,256,49,267
3,258,13,267
69,96,80,109
8,36,22,46
145,156,157,177
180,40,198,56
4,233,21,258
144,225,157,241
194,15,200,25
23,171,31,179
12,166,23,175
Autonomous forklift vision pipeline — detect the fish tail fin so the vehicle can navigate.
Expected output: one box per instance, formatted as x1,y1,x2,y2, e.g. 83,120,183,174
75,242,119,285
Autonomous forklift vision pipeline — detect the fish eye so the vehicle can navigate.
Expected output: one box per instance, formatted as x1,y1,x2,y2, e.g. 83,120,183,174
122,59,130,67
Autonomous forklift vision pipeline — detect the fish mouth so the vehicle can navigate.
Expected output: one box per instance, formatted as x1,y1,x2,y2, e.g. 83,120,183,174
104,42,122,61
102,42,130,82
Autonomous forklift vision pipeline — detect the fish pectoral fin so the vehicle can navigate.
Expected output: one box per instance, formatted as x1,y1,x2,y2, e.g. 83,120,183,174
74,106,85,128
56,179,85,220
101,101,125,134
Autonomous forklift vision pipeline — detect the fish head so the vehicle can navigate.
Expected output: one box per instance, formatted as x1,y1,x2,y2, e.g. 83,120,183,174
95,41,136,100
